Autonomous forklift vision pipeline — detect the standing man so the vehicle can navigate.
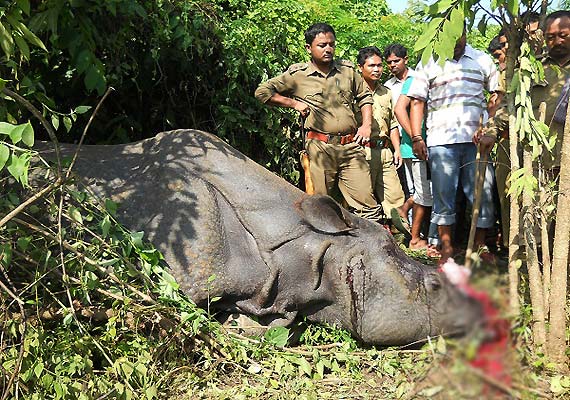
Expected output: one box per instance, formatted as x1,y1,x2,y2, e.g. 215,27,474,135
407,28,501,263
255,23,383,222
488,35,507,72
531,10,570,173
488,32,510,249
394,76,438,253
356,46,409,231
384,44,413,107
384,44,416,228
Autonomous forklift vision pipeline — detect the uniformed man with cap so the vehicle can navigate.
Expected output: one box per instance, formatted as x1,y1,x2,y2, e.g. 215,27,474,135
255,22,383,222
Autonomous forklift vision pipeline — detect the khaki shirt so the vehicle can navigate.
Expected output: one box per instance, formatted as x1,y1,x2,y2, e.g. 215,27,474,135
255,60,373,135
532,56,570,168
355,84,397,140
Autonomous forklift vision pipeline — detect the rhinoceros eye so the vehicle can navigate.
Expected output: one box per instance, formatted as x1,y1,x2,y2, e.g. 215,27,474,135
425,275,442,292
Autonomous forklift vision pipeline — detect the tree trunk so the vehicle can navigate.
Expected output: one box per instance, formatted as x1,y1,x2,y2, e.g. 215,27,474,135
547,100,570,369
506,49,520,315
522,146,546,347
540,193,551,316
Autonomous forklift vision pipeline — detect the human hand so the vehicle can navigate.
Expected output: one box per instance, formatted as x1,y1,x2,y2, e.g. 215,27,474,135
478,135,496,156
294,101,310,118
472,126,484,144
354,125,371,145
412,138,428,160
393,150,403,169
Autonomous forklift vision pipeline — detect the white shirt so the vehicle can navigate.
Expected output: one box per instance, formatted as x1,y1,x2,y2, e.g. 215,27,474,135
385,68,415,106
406,45,499,147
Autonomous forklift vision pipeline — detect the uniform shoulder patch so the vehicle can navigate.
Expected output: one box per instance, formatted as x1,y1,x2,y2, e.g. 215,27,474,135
288,63,309,74
337,59,355,68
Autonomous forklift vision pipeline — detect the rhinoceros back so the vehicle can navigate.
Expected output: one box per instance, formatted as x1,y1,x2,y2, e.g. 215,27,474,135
36,130,307,302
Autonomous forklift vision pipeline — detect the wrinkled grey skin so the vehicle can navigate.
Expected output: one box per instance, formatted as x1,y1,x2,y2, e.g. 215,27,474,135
37,130,483,345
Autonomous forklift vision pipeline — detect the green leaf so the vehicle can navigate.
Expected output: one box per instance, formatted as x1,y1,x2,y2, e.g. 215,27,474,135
264,326,289,347
16,0,31,15
84,64,106,94
63,313,73,326
414,18,442,53
16,236,31,252
0,144,9,170
51,114,59,130
145,386,157,400
506,0,518,16
297,357,312,377
130,231,144,249
0,22,15,59
75,49,92,74
436,335,447,353
551,375,566,394
33,361,44,378
0,122,17,136
101,215,111,237
7,152,26,183
448,7,465,40
0,243,12,267
74,105,92,114
105,199,117,216
63,116,72,132
13,33,29,60
12,19,47,51
69,207,83,224
21,122,33,146
9,123,26,144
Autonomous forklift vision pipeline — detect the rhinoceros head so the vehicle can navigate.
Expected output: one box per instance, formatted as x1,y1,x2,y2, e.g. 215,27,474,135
297,196,483,346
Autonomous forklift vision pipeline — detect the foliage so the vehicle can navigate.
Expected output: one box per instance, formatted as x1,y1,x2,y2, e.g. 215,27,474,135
0,155,452,399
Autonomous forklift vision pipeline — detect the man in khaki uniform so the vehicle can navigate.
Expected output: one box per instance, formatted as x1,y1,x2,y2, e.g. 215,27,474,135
355,46,408,231
255,23,383,222
489,11,569,248
532,10,570,171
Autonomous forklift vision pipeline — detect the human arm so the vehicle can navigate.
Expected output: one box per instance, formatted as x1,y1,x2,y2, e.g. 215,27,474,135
409,98,428,160
355,104,372,145
265,93,310,118
254,67,311,118
394,94,412,137
389,126,402,168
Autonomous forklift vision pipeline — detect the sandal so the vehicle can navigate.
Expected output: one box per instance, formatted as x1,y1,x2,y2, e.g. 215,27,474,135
390,208,411,239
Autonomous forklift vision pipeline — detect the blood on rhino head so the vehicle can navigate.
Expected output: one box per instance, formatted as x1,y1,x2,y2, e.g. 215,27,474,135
36,129,483,346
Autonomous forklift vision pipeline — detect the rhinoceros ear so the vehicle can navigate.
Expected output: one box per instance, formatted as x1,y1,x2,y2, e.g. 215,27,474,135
297,195,355,234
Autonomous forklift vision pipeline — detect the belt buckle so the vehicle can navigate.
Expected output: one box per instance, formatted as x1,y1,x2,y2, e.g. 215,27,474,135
329,134,341,145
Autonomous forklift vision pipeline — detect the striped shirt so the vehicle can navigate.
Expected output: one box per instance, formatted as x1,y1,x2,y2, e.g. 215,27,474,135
406,45,499,147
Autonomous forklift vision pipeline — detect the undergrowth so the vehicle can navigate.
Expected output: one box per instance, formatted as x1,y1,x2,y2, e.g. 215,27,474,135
0,154,565,399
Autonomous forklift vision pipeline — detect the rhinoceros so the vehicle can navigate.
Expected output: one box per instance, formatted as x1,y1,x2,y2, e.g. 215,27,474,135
38,130,482,345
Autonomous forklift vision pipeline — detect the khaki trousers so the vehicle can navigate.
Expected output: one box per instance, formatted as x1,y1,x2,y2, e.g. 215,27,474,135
366,147,405,216
306,139,383,222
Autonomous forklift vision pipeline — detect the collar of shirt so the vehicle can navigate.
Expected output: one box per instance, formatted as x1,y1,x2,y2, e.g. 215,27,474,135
305,60,341,77
455,44,477,62
385,68,414,86
542,53,570,68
